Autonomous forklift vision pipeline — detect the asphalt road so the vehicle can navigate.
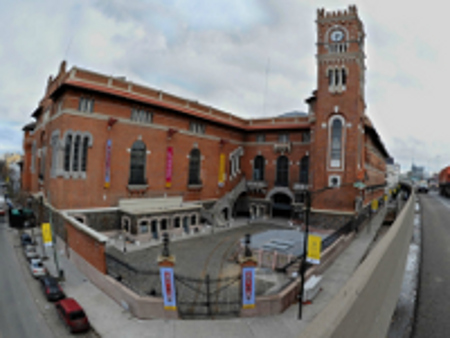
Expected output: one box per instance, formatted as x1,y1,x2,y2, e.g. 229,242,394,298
0,217,54,338
414,192,450,337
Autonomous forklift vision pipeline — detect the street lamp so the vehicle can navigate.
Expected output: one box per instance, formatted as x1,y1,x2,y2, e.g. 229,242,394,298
297,182,356,320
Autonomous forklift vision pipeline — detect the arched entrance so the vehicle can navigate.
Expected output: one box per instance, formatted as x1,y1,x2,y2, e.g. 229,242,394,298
271,193,292,218
233,192,250,218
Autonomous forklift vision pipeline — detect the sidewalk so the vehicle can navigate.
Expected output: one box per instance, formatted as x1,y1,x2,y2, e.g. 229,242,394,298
32,207,387,338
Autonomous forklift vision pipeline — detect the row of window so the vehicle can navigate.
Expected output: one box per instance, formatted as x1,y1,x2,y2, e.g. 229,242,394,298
252,155,309,186
255,131,310,143
328,43,348,53
328,67,347,87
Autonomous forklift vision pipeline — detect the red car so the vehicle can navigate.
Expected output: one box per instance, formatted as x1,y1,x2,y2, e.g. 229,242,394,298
55,298,90,333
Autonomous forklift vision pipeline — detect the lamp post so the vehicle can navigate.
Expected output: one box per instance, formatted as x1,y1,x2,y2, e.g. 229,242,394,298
297,182,356,320
298,189,311,320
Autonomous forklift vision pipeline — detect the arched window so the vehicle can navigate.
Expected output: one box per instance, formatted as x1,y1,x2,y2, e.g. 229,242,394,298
330,118,343,168
64,134,72,172
72,135,80,171
191,215,197,226
188,148,201,185
300,155,309,184
341,68,347,86
276,155,289,187
253,155,265,181
129,140,146,185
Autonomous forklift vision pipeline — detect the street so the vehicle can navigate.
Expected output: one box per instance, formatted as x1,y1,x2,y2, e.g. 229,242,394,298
0,217,54,338
414,192,450,337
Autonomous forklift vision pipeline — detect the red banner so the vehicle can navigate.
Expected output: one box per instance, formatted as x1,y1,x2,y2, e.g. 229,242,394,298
165,146,173,188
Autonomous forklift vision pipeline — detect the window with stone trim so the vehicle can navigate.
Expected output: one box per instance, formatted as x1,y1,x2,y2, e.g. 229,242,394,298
62,131,93,178
300,155,309,184
78,97,94,113
64,135,72,172
253,155,265,181
330,117,344,168
131,108,153,124
129,140,147,185
276,155,289,187
188,148,201,185
189,121,205,134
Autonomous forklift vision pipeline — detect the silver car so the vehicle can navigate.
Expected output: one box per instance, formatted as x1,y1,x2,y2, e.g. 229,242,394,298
24,246,39,260
30,258,47,278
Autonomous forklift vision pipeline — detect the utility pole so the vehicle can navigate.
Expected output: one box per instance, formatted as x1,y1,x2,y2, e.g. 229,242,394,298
48,193,63,280
298,190,311,320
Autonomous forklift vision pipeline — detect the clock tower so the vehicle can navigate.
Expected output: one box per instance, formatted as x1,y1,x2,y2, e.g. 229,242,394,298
309,5,366,213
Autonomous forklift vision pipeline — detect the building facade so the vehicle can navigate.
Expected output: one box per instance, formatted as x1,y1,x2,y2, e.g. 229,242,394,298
22,6,389,233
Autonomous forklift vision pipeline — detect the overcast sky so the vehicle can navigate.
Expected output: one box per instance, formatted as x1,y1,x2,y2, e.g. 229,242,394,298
1,0,447,174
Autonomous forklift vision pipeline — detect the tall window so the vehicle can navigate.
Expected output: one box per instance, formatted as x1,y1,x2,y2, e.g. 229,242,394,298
276,155,289,186
330,118,343,168
188,148,201,185
300,155,309,184
253,155,265,181
81,137,89,172
64,135,72,171
129,140,146,185
72,135,80,171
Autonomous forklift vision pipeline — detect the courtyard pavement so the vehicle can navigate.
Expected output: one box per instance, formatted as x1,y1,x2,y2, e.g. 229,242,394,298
13,207,388,338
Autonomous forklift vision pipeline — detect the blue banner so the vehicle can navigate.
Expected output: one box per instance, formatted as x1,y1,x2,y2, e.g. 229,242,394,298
104,139,112,188
242,267,255,309
160,267,177,310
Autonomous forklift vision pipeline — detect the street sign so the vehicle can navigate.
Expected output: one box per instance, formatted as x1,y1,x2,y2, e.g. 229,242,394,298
41,222,52,247
306,235,322,265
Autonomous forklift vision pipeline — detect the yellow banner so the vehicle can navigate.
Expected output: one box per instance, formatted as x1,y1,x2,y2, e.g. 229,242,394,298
218,153,226,187
42,222,52,246
371,199,378,211
307,235,322,265
384,194,388,202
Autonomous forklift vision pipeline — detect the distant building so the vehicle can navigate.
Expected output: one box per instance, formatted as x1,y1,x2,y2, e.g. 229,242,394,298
409,164,425,182
386,158,400,189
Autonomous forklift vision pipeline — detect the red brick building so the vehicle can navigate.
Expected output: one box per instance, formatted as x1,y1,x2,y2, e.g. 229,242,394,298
22,6,388,231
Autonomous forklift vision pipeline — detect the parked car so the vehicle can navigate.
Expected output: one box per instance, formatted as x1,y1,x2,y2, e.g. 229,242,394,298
55,298,90,333
24,246,39,260
20,233,33,246
0,196,5,216
39,275,65,301
29,258,47,278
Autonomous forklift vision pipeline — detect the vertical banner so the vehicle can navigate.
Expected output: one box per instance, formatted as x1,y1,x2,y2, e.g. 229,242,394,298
306,235,322,265
165,146,173,188
218,153,226,187
371,199,378,212
242,267,255,309
160,267,177,310
42,222,52,247
104,139,112,188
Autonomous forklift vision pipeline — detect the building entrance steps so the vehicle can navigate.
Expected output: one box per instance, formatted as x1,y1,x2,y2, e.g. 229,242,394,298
11,203,391,338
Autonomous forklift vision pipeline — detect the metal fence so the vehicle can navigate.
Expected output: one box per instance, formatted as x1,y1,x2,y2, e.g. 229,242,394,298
105,253,244,319
105,253,162,297
175,273,242,319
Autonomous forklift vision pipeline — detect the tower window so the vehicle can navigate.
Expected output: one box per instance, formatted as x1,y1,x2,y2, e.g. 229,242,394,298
329,117,344,168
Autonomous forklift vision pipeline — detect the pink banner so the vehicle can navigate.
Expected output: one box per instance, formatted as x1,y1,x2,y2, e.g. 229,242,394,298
165,146,173,188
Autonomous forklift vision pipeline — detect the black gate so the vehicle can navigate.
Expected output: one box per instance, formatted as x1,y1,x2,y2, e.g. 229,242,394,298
175,273,242,319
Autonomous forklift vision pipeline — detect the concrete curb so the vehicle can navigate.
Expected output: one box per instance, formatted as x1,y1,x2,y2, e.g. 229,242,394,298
387,197,421,338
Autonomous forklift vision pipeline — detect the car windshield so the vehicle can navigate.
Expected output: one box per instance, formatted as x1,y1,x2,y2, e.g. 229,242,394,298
69,310,86,320
33,262,43,268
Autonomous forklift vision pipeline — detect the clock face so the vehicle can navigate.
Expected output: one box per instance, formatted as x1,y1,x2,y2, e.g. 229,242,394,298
330,30,345,42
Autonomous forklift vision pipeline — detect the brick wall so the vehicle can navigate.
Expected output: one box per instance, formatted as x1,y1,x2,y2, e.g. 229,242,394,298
66,222,106,273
